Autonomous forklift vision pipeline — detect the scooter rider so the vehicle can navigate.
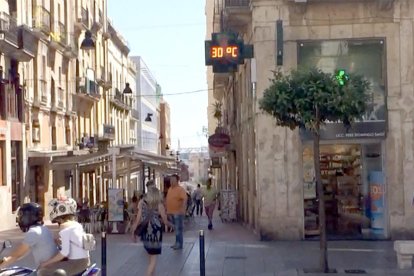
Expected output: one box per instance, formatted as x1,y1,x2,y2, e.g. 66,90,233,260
0,202,58,271
38,197,90,276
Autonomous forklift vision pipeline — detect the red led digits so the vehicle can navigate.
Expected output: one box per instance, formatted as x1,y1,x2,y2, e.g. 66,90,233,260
211,46,239,59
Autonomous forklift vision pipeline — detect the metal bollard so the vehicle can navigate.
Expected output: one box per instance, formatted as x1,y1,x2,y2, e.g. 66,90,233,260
199,230,205,276
101,231,107,276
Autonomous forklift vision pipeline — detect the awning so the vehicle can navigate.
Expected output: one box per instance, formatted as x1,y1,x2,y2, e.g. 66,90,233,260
28,149,71,158
131,147,176,163
50,151,112,170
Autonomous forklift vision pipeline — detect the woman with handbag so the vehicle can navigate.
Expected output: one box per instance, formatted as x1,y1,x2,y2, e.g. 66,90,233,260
131,186,174,276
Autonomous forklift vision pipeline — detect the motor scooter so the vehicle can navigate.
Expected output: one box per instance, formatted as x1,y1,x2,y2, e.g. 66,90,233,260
0,240,100,276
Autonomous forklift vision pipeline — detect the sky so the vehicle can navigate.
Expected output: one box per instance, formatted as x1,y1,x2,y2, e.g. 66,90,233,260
107,0,208,150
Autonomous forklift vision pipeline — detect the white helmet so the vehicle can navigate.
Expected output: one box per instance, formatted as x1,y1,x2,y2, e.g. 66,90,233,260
48,197,77,223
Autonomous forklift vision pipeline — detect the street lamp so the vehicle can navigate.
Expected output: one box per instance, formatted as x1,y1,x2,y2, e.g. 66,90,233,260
144,113,153,122
123,83,132,94
80,30,95,50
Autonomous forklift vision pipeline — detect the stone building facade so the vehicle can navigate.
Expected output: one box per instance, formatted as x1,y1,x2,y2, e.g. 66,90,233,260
207,0,414,240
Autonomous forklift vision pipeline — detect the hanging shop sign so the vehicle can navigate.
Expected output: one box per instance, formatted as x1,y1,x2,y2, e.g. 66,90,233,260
208,133,231,148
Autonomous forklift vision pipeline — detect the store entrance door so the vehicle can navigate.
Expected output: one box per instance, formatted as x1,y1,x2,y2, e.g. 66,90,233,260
303,143,386,240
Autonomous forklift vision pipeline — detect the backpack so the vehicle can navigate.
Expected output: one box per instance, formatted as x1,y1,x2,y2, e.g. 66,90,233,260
82,233,96,251
71,229,96,251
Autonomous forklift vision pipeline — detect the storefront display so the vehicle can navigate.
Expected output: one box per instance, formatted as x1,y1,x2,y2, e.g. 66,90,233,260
303,143,386,239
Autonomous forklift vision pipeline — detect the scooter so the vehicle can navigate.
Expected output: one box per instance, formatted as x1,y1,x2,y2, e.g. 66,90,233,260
0,240,100,276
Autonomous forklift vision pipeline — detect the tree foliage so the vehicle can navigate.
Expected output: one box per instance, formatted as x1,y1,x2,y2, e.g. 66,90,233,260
259,68,371,132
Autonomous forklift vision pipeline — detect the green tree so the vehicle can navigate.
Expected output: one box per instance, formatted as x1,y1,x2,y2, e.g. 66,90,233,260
259,67,370,273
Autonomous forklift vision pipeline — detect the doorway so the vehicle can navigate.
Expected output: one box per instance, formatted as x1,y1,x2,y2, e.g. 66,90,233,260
303,143,386,239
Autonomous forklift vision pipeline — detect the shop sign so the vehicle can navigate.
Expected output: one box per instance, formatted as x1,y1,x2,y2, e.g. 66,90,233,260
211,157,221,168
208,133,230,148
369,171,385,235
300,121,386,141
108,188,124,222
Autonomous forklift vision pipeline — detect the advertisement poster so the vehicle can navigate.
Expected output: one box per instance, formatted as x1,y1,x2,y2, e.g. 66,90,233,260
369,171,385,234
108,188,124,222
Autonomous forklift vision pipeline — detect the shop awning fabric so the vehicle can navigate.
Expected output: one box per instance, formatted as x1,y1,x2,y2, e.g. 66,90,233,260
50,151,112,171
50,147,179,175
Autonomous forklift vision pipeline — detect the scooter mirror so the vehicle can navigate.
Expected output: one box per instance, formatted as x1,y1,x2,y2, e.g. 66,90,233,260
4,240,12,248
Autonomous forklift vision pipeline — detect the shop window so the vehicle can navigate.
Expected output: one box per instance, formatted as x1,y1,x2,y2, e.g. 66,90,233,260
298,39,386,122
0,142,4,186
303,143,385,239
11,141,21,211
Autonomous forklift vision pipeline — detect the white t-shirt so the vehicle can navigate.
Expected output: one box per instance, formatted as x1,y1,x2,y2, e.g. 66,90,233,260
23,225,58,266
59,222,89,260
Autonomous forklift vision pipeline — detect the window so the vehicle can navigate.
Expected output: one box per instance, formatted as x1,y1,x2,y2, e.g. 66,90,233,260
11,141,21,211
0,79,5,119
298,39,386,122
0,142,4,186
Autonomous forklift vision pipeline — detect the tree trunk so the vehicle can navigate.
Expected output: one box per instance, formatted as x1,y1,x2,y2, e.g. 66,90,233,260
313,107,329,272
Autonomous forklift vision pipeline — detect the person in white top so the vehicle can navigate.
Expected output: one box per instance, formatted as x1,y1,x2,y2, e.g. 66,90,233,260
38,197,90,276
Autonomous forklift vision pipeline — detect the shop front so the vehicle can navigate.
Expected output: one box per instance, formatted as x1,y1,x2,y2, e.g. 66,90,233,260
298,38,388,240
303,141,386,240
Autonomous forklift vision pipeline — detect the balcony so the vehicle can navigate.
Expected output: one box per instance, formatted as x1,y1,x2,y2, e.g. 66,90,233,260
0,12,18,55
14,26,36,61
110,88,131,110
33,6,51,37
73,77,101,104
99,124,115,141
223,0,251,32
49,22,67,51
75,8,89,31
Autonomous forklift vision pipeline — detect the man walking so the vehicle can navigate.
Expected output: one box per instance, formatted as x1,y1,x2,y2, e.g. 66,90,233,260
192,184,203,216
166,174,187,250
203,178,219,230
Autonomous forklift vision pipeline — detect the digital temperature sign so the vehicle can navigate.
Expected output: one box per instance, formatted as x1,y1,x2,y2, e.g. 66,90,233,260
210,45,239,59
205,32,253,73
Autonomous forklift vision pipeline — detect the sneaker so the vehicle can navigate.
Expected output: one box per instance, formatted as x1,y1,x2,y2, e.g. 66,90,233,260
172,245,183,250
208,223,213,230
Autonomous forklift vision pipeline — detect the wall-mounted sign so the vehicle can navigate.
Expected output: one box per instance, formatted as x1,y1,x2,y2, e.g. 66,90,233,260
211,157,221,168
300,121,386,141
208,133,230,148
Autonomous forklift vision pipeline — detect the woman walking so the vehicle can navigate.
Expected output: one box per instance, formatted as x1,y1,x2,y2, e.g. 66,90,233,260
132,186,174,276
203,178,219,230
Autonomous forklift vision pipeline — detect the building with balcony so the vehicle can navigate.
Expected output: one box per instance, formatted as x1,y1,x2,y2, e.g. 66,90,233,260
206,0,414,240
0,0,42,231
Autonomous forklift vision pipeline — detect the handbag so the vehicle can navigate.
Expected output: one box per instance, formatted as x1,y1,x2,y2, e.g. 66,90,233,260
134,203,153,236
134,217,149,236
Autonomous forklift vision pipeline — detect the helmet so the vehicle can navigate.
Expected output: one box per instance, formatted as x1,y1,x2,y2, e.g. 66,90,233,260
48,197,77,223
17,203,43,232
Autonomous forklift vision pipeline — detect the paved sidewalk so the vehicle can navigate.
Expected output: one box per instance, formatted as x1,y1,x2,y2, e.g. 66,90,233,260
1,215,413,276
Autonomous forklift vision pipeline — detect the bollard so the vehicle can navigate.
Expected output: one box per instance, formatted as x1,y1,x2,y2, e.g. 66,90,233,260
101,231,107,276
199,230,205,276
